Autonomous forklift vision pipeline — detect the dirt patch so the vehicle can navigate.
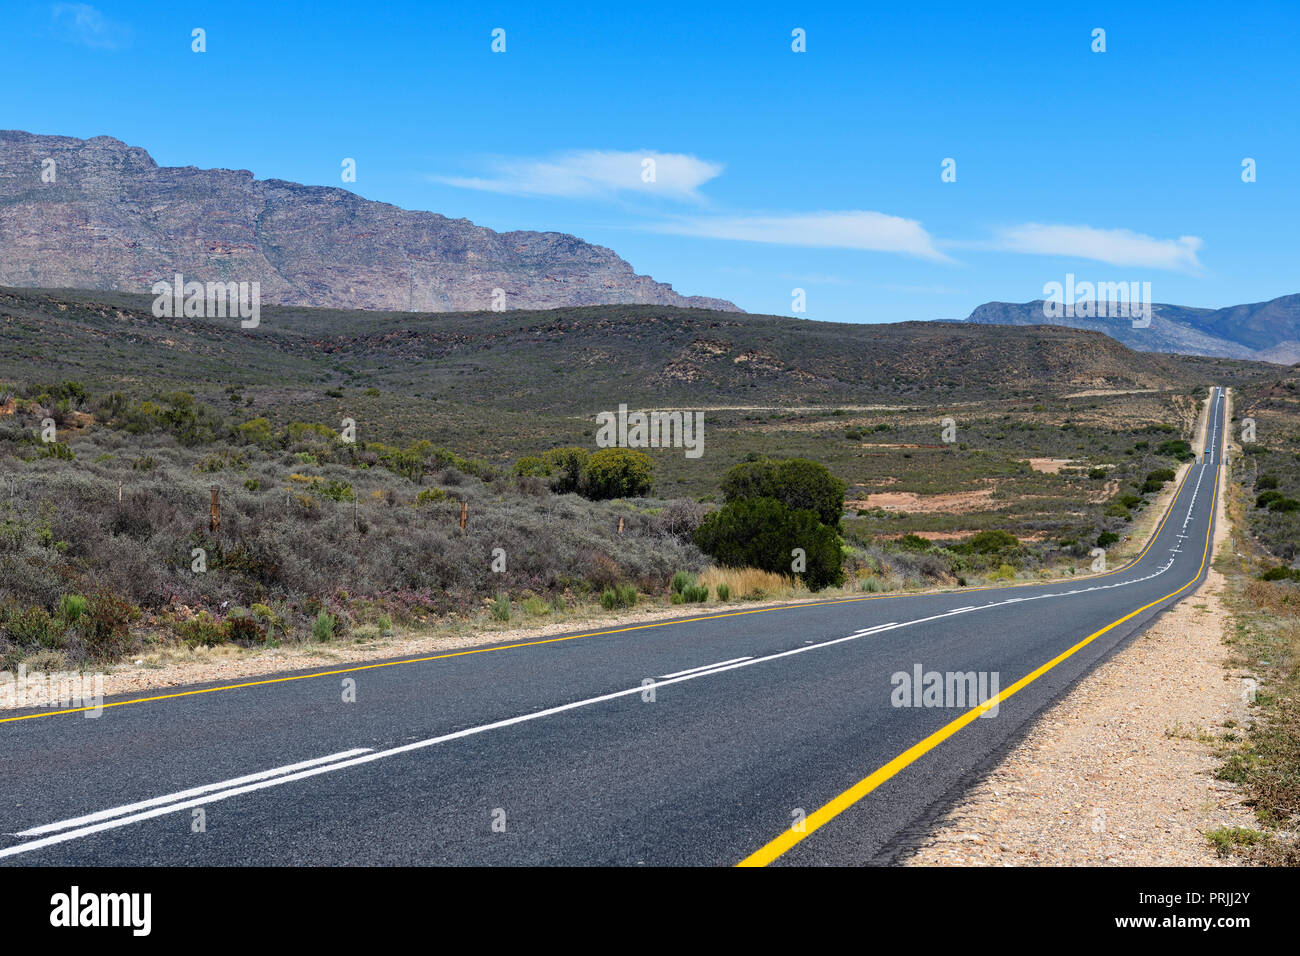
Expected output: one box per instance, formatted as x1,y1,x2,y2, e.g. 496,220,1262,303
1024,458,1074,474
1063,388,1159,399
851,488,996,514
876,529,1050,543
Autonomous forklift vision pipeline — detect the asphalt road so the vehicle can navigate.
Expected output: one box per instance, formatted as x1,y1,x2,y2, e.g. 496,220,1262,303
0,388,1226,866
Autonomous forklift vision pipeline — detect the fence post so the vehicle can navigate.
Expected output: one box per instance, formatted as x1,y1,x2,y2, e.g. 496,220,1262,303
460,499,468,530
617,516,624,535
210,485,221,533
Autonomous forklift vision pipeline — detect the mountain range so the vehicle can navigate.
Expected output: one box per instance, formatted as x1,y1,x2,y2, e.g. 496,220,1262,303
2,130,1297,365
960,296,1300,365
0,130,737,314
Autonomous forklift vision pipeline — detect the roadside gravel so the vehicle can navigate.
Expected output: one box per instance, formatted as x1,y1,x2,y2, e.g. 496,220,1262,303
899,391,1253,866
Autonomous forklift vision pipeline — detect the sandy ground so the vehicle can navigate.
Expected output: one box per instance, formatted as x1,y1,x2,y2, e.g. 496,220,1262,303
899,389,1251,866
1024,458,1075,473
853,488,997,514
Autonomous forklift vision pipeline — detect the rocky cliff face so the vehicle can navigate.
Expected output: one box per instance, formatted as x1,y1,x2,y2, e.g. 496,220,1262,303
0,130,739,313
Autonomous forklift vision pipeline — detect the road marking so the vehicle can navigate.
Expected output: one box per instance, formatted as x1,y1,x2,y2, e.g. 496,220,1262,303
11,749,372,837
736,392,1224,867
3,623,916,859
659,657,752,679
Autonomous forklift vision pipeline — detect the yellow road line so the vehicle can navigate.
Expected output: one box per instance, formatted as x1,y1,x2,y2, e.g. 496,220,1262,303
0,408,1201,725
737,446,1221,867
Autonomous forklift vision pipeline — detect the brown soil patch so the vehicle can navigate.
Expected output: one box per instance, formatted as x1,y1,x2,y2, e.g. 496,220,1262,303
851,488,996,514
1024,458,1074,474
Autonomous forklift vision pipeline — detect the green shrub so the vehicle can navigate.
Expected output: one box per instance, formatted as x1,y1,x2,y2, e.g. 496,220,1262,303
896,533,931,551
312,610,337,641
415,487,447,507
1258,566,1300,582
959,529,1020,555
376,614,393,636
5,606,59,648
1268,497,1300,513
671,571,694,595
522,595,551,616
694,498,843,591
1257,489,1283,509
58,594,88,625
721,457,846,529
83,590,139,661
179,611,225,648
1155,439,1194,462
1256,474,1280,490
682,584,709,602
512,455,549,478
716,582,731,601
318,479,353,502
1097,531,1120,548
1088,467,1107,479
582,448,654,500
988,564,1017,581
600,584,638,610
489,594,511,621
540,447,589,494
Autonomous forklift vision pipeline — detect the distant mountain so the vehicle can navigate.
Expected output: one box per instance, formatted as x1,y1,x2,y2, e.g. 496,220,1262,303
960,295,1300,364
0,130,739,314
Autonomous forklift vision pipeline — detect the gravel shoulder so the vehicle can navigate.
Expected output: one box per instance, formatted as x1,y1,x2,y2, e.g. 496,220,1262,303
898,389,1253,866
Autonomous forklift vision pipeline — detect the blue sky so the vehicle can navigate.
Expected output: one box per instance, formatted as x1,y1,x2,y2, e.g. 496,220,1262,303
5,0,1298,322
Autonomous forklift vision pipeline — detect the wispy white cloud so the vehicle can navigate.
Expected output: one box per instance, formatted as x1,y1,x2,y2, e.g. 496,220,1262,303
431,150,723,201
649,211,950,261
51,3,131,49
977,223,1204,272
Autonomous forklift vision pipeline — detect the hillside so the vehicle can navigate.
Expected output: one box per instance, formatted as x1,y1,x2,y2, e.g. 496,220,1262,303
0,286,1263,417
0,130,738,314
963,295,1300,364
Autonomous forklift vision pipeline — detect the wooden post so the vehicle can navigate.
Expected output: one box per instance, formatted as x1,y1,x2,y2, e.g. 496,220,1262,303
460,499,468,530
117,480,123,503
353,493,359,529
209,485,220,533
617,516,624,535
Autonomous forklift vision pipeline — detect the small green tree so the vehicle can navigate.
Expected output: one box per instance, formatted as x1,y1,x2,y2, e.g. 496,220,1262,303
721,457,846,529
541,447,590,494
582,448,653,500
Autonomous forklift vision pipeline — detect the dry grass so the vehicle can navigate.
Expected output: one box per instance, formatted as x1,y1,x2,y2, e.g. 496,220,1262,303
699,566,801,601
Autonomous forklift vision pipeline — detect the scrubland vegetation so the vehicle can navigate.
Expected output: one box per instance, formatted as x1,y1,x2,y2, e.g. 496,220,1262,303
1212,374,1300,863
0,288,1250,675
